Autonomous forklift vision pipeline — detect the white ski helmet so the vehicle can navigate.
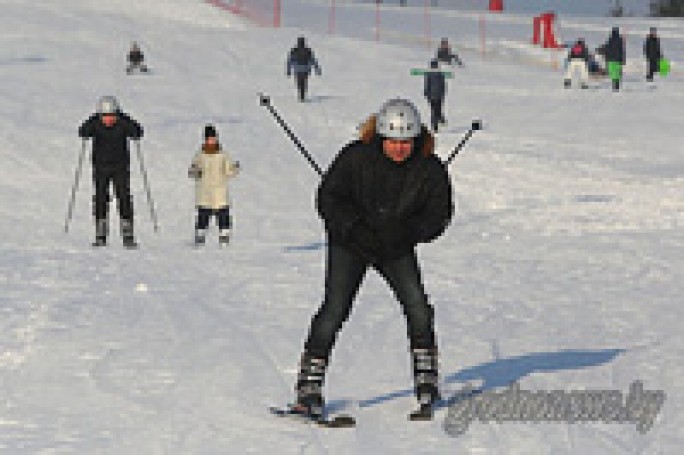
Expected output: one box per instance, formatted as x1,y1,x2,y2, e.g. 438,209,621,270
376,98,421,140
98,96,120,115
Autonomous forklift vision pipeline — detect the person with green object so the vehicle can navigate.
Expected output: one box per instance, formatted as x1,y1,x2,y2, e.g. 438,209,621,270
602,27,625,91
644,27,663,81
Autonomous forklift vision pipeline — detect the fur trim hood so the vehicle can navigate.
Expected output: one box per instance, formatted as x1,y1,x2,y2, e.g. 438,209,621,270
358,114,434,157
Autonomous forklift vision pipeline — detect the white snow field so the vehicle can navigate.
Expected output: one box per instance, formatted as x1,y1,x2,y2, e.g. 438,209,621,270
1,0,683,452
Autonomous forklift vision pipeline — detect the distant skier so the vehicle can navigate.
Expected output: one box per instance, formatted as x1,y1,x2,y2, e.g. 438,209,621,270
78,96,144,248
290,98,453,421
602,27,625,91
644,27,662,82
435,38,463,68
286,36,322,102
126,42,148,74
424,59,447,132
188,124,240,246
564,38,590,89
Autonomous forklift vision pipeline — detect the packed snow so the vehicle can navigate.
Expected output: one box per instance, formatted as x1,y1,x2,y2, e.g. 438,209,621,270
0,0,682,452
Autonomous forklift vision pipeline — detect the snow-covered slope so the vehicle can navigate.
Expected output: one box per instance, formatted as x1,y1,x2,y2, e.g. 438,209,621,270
0,0,682,452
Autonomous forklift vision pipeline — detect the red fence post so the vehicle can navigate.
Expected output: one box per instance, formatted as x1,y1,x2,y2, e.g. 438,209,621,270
424,0,431,48
479,13,486,57
329,0,336,34
274,0,280,27
376,2,380,41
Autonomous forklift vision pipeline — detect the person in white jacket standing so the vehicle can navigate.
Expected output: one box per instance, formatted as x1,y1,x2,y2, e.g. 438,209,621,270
188,124,240,245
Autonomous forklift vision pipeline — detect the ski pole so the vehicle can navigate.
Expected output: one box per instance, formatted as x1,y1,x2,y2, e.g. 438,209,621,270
64,139,88,233
445,119,483,165
258,92,323,177
135,140,159,232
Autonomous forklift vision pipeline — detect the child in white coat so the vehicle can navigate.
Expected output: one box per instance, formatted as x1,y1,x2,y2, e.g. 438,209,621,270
188,124,240,245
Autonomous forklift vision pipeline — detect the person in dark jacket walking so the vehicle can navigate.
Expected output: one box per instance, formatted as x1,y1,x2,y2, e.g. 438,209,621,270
644,27,662,82
602,27,625,91
286,36,322,102
436,38,463,67
291,98,454,419
78,96,144,247
424,59,447,132
563,38,590,89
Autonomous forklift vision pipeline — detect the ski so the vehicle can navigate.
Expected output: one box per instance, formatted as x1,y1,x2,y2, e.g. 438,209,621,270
269,405,355,428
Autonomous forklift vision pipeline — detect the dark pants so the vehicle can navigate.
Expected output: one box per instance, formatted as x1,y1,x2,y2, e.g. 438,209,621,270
93,166,133,221
646,58,659,81
295,72,309,101
196,207,231,230
304,245,436,360
428,98,445,132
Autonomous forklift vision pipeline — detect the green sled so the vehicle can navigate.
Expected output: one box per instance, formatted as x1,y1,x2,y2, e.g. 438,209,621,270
659,58,671,77
607,61,622,81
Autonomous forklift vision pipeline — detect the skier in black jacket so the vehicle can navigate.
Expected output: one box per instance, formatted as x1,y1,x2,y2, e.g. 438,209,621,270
78,96,143,247
603,27,625,91
286,36,322,102
436,38,463,67
292,98,454,419
424,59,447,132
644,27,662,82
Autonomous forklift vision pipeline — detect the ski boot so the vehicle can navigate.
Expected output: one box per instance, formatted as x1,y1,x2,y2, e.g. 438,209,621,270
218,229,230,247
194,228,207,246
564,79,571,89
292,353,327,419
409,347,440,421
92,218,108,247
121,219,138,249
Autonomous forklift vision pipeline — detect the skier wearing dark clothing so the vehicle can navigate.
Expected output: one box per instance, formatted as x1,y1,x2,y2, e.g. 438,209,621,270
78,96,143,247
424,59,447,132
644,27,662,82
436,38,463,67
602,27,625,91
286,36,322,102
126,42,148,74
292,98,454,420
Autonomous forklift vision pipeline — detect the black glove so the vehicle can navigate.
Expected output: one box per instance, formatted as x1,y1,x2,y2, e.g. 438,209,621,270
348,222,383,262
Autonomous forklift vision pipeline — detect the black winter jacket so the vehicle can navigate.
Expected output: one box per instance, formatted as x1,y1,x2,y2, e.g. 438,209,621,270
317,129,453,259
78,113,143,169
603,30,625,64
424,71,446,101
644,35,662,62
436,47,463,66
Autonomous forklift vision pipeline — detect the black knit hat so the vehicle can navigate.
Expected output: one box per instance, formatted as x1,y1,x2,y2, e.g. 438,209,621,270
204,124,217,139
